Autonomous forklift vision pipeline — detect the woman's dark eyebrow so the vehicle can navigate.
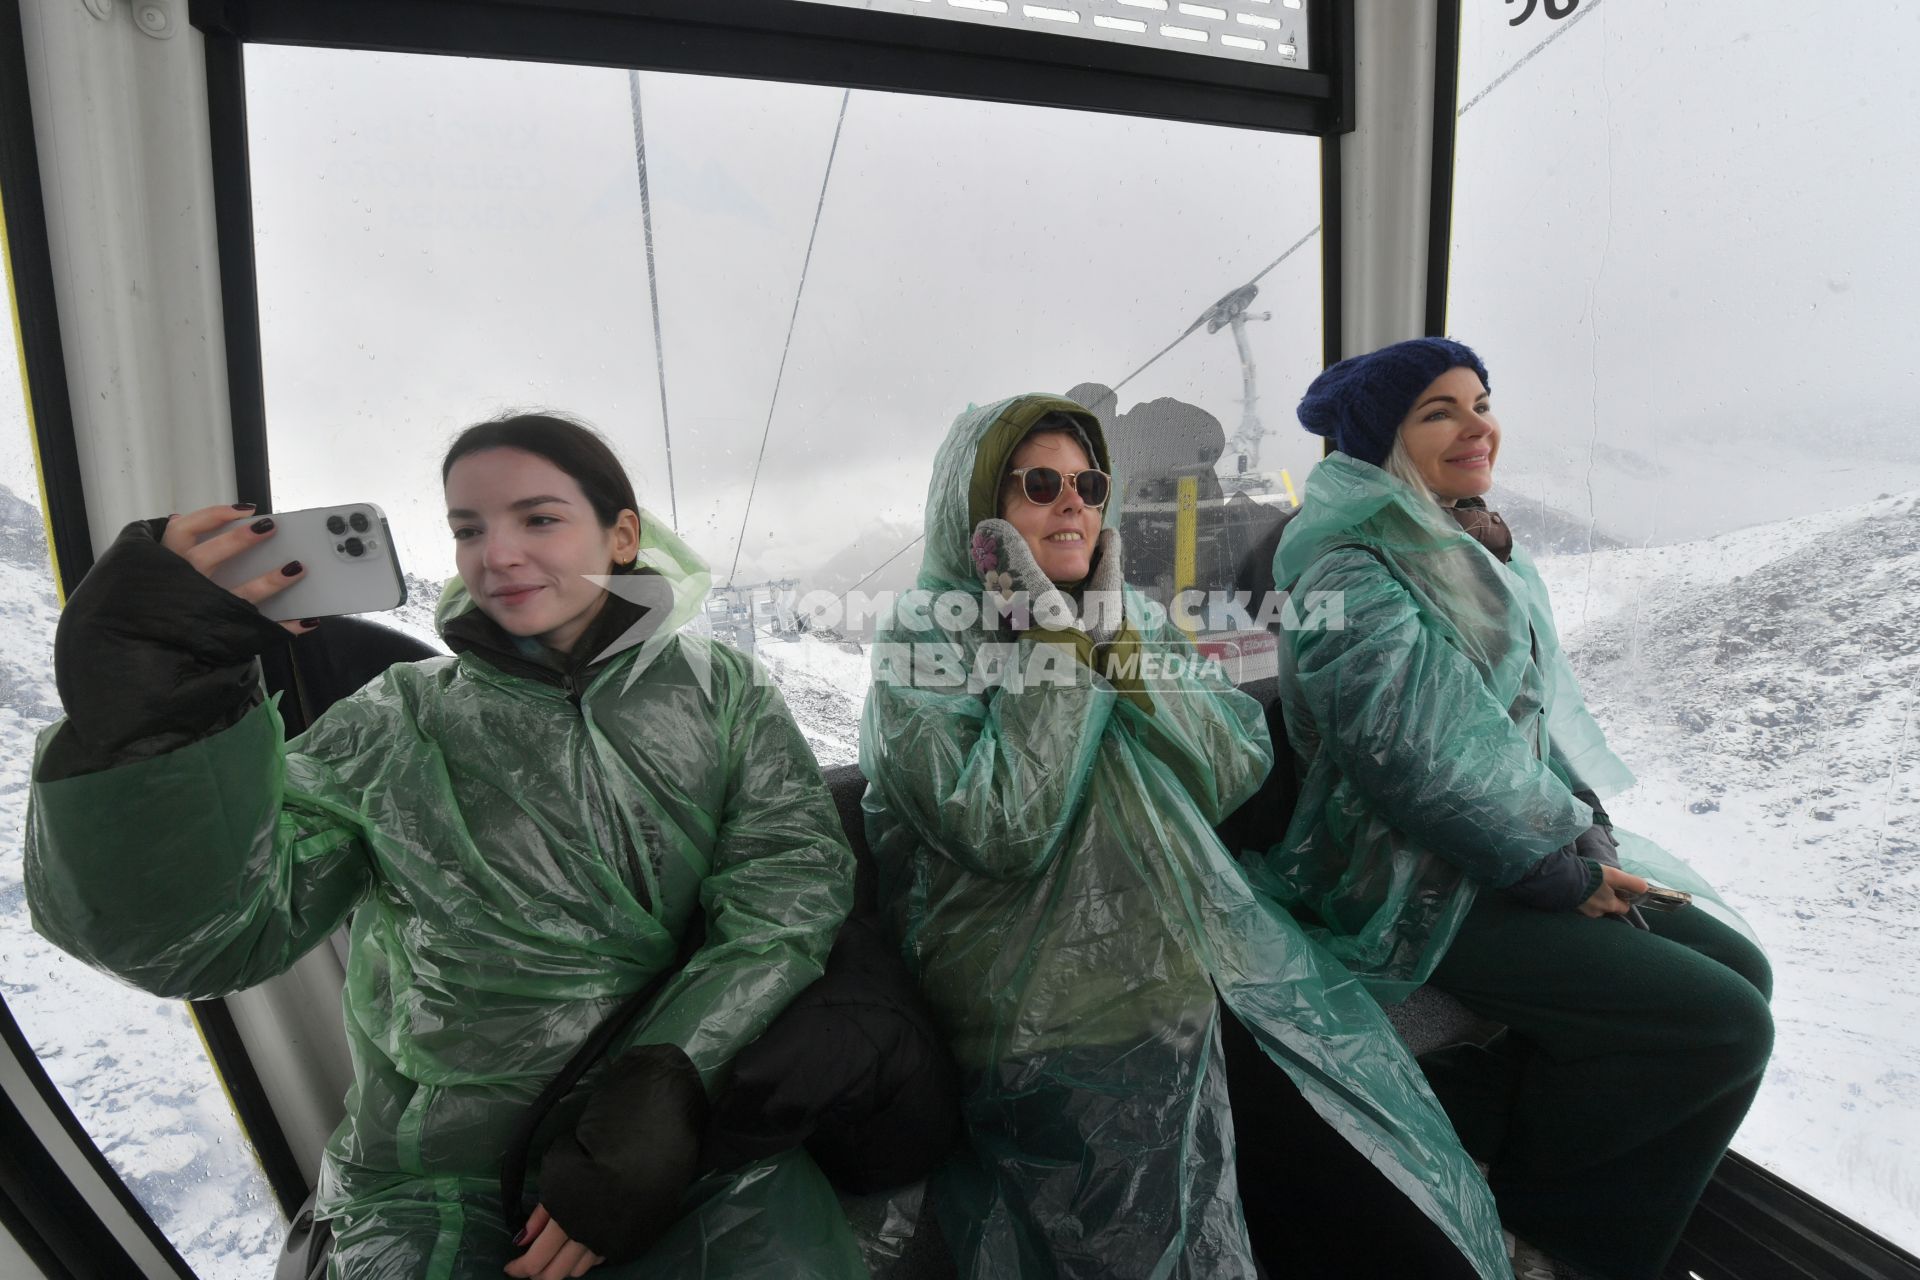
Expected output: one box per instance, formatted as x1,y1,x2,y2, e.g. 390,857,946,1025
1414,394,1459,411
446,495,571,521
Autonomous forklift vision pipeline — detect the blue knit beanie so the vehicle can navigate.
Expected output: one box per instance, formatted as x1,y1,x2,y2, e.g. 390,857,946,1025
1296,337,1490,467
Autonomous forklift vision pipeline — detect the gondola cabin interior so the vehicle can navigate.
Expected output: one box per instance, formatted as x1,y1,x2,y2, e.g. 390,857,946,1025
1,1,1916,1277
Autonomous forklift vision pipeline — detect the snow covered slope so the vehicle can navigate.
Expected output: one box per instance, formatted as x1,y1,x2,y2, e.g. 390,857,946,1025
753,631,870,768
1537,491,1920,1249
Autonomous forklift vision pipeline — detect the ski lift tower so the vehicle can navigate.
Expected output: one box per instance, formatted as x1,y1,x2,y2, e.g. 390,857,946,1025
1201,283,1272,495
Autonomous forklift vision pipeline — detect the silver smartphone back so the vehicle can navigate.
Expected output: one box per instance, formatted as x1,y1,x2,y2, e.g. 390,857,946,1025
205,503,408,621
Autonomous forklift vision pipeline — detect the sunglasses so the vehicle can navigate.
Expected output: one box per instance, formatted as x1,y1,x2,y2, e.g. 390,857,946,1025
1007,466,1112,509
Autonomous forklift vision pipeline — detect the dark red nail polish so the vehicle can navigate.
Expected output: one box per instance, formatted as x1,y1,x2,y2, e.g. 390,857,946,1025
251,517,274,534
232,501,256,511
300,618,320,628
281,560,303,577
512,1228,528,1247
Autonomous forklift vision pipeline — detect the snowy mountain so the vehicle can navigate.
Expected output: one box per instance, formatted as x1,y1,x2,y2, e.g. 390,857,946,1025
383,570,454,651
1496,414,1920,550
754,632,870,769
0,478,49,569
1488,482,1622,557
806,518,925,600
0,484,61,723
1535,491,1920,1246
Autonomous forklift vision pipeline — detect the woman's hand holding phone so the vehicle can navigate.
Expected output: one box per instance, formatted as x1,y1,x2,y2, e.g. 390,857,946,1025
160,504,318,636
1579,864,1649,920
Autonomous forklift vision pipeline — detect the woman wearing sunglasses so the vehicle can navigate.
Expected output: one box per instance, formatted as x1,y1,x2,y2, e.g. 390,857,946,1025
859,393,1512,1278
1253,339,1773,1280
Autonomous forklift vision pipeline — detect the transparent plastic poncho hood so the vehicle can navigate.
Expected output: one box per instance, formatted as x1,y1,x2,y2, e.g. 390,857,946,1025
859,395,1511,1278
1257,452,1757,999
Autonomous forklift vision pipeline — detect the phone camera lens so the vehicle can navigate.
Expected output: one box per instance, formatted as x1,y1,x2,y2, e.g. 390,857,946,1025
326,514,347,535
348,512,370,533
343,537,366,557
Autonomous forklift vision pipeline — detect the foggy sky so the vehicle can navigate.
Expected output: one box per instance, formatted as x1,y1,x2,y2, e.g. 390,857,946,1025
1450,1,1920,546
242,50,1325,587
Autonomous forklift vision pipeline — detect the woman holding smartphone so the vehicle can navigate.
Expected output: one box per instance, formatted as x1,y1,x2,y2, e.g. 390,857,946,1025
860,392,1514,1279
1254,339,1775,1280
25,414,947,1279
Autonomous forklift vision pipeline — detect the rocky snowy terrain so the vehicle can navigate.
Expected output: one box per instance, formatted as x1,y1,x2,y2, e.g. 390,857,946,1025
753,632,869,769
1534,492,1920,1244
2,478,1914,1269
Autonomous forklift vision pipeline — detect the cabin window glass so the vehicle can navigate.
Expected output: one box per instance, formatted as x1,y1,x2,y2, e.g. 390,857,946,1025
780,0,1310,69
1449,1,1920,1249
0,317,282,1272
245,47,1325,754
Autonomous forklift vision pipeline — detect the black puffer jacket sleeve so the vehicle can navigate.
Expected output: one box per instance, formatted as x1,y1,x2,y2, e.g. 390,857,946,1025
699,909,960,1193
39,517,289,782
536,1045,710,1263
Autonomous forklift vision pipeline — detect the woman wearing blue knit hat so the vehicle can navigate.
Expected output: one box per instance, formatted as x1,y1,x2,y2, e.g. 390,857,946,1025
1247,338,1775,1280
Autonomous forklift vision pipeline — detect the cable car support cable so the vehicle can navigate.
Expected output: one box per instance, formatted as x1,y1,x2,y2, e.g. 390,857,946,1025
726,88,852,586
628,71,680,530
762,0,1606,599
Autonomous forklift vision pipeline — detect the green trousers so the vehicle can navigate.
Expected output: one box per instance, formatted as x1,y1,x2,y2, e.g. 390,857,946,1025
1421,895,1773,1280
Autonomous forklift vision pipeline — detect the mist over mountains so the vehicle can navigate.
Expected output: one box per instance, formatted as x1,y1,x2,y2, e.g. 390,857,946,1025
1496,407,1920,550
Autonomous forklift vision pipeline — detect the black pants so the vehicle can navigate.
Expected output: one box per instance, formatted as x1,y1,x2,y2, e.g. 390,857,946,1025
1423,897,1774,1280
1220,1009,1480,1280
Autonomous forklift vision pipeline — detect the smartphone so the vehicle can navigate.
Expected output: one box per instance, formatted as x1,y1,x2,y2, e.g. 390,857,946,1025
206,503,408,622
1626,884,1693,913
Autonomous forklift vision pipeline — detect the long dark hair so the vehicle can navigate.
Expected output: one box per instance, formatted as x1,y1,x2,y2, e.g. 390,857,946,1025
442,412,639,529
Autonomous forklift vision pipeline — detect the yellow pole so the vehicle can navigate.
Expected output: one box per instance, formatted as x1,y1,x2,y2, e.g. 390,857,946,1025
1174,475,1198,631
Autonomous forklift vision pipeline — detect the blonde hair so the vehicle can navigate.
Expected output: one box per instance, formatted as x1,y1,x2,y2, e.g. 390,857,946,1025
1382,433,1445,510
1379,429,1500,626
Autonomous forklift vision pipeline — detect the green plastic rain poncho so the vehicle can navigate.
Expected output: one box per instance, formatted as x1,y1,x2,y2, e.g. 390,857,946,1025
1253,453,1756,1000
25,513,868,1279
859,395,1511,1279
